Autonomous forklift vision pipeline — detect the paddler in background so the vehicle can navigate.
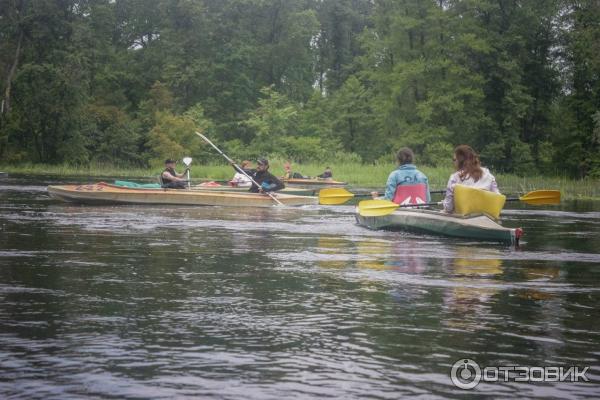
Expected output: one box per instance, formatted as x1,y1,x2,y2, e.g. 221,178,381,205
249,158,285,193
371,147,430,204
161,159,189,189
230,160,253,187
442,145,500,213
282,161,307,179
318,166,333,179
283,161,293,179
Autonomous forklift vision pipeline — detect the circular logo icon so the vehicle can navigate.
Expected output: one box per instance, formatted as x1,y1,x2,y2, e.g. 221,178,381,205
450,358,481,389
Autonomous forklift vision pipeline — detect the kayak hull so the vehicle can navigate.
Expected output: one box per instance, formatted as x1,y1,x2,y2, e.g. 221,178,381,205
283,178,347,186
192,185,316,196
48,183,317,207
355,207,521,245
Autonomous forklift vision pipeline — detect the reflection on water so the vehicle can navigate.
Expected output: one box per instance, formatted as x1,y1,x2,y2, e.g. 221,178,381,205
316,237,351,269
519,266,560,301
442,247,503,330
1,176,600,399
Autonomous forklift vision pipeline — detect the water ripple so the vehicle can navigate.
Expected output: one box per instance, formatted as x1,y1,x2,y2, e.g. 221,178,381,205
1,180,599,399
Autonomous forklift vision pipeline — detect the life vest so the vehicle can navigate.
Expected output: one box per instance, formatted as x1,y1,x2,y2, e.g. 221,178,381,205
392,183,428,205
162,167,178,184
199,181,221,187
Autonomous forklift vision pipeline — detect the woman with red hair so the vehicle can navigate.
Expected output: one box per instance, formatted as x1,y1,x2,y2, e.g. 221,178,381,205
442,145,500,213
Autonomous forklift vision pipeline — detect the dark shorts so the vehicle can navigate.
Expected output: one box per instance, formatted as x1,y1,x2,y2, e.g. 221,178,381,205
162,181,187,189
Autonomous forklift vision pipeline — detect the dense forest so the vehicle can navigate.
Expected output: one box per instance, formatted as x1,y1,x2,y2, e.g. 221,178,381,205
1,0,599,177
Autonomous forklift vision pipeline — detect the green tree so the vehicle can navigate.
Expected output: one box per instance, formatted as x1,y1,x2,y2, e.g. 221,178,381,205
314,0,373,92
146,111,204,164
329,76,376,161
357,1,490,162
244,86,299,155
82,103,141,165
553,0,600,177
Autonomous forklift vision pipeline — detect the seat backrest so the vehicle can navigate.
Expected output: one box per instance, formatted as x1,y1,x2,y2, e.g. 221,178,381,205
158,174,165,187
454,184,506,219
392,183,428,205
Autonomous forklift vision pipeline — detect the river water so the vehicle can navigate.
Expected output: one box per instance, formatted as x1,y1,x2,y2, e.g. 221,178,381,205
1,176,599,399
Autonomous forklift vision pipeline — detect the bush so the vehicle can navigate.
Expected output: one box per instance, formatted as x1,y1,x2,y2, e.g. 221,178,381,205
509,140,536,175
480,141,506,170
421,142,454,167
275,136,328,163
330,151,362,164
146,112,203,164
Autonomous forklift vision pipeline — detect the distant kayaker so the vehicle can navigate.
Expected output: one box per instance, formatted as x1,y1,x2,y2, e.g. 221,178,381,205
371,147,430,203
283,161,293,179
250,158,285,193
318,167,333,179
283,161,306,179
161,159,189,189
230,160,253,187
442,145,500,213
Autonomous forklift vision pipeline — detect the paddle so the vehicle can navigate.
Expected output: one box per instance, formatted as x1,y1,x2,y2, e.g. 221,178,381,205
511,190,561,205
358,199,442,217
358,190,561,217
182,156,192,190
195,132,284,206
318,187,446,205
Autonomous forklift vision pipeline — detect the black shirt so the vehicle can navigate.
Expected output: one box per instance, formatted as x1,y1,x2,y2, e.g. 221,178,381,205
249,170,285,193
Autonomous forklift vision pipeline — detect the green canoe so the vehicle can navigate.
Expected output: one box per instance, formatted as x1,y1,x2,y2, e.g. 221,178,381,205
191,184,317,196
355,207,522,245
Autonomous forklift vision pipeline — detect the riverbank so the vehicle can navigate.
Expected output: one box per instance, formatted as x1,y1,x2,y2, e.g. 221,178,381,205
2,162,598,200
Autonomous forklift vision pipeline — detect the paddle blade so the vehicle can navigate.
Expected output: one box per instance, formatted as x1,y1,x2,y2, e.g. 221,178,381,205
519,190,561,205
319,188,354,205
358,200,399,217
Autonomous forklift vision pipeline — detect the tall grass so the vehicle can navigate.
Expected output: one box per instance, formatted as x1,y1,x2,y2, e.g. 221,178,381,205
2,161,599,199
0,163,156,179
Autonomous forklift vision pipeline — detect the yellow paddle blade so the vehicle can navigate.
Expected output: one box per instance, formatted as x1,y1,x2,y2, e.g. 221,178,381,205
318,188,354,205
518,190,561,205
358,199,399,217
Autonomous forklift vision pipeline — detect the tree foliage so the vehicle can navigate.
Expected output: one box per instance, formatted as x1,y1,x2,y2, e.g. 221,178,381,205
0,0,598,177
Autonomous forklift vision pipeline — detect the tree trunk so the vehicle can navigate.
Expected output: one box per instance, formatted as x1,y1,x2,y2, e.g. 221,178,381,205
2,29,24,115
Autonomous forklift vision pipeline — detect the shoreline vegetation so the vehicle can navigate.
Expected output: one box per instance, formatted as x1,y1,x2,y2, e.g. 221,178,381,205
2,162,599,201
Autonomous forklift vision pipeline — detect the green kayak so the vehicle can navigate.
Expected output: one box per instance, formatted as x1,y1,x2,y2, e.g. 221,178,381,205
355,207,522,245
192,184,317,196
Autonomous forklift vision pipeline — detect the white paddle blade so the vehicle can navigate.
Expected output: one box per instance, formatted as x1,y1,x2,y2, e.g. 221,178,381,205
182,157,193,167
